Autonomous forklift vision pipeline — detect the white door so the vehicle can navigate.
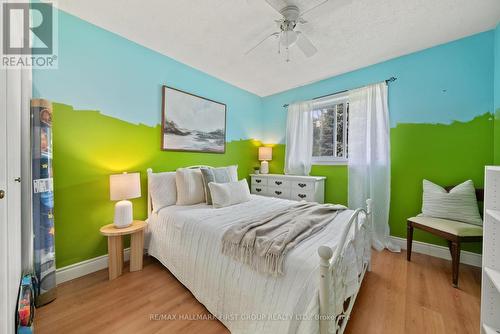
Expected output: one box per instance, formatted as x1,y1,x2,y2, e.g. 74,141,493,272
0,68,23,334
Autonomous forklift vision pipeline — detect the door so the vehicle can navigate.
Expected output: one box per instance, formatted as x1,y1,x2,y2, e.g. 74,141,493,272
0,66,23,334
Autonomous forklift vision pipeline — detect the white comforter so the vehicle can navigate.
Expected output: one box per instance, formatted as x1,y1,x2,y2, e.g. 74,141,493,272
146,195,367,334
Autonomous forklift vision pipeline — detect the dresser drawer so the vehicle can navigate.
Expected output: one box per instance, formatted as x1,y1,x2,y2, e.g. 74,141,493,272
251,185,267,195
268,177,290,188
268,187,290,199
291,180,315,191
251,176,268,186
290,190,315,202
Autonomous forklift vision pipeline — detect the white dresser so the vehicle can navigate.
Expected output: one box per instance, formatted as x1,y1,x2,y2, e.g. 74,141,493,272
250,174,326,203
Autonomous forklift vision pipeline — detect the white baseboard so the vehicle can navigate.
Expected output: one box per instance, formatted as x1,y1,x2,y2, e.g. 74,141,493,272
389,236,482,267
56,248,130,285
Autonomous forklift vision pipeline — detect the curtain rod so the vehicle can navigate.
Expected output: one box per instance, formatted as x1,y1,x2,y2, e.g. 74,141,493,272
282,76,397,108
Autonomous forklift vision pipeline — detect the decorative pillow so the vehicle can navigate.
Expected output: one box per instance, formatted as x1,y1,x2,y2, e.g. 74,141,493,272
148,171,177,213
175,168,205,205
422,179,482,226
200,165,238,204
208,179,251,208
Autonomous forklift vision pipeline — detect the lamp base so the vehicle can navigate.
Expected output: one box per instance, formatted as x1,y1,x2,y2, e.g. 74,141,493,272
114,200,133,228
260,160,269,174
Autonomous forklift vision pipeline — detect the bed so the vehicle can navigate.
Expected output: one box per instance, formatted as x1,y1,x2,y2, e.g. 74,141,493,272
145,168,372,334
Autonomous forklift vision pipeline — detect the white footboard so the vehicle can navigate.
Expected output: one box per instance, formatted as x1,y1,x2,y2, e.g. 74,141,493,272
318,199,373,334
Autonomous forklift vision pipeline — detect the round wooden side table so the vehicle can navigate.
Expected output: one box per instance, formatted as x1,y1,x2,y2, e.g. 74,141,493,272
99,220,146,280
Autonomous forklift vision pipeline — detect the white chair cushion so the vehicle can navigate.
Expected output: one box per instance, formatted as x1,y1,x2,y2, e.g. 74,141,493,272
422,179,482,226
409,216,483,237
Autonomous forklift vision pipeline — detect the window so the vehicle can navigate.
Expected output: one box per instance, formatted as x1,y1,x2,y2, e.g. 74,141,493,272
312,93,348,164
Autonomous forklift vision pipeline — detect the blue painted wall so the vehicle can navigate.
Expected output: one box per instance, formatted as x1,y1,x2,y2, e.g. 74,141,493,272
495,23,500,111
261,31,494,143
33,9,264,141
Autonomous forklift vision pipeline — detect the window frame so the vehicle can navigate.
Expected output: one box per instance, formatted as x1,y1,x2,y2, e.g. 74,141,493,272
311,92,349,166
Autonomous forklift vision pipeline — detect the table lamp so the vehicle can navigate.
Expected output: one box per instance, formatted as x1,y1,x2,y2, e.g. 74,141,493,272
109,172,141,228
258,146,272,174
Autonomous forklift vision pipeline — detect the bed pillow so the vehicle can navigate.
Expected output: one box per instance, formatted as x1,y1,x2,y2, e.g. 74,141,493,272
208,179,251,208
176,168,205,205
148,171,177,213
422,179,482,226
200,165,238,204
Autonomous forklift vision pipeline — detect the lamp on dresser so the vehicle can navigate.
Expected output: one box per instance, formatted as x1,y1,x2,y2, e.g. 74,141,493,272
109,172,141,228
258,146,272,174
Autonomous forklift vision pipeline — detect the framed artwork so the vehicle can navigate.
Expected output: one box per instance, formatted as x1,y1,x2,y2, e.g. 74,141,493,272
161,85,226,153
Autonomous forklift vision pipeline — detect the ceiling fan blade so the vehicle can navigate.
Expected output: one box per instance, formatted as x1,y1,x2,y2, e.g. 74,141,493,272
299,0,329,18
296,32,317,57
265,0,287,15
245,32,280,55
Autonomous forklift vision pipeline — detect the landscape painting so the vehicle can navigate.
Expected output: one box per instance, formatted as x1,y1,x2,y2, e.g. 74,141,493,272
161,86,226,153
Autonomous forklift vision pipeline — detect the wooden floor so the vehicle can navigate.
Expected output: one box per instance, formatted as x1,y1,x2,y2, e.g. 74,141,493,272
35,250,481,334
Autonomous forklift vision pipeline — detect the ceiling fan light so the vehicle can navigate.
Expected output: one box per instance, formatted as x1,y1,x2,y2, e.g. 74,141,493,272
280,30,298,48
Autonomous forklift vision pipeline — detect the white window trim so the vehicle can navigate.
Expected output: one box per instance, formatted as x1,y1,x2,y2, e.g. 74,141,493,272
312,157,348,166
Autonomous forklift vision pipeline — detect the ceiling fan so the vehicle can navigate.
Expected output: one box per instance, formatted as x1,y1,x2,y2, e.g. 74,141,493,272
245,0,329,62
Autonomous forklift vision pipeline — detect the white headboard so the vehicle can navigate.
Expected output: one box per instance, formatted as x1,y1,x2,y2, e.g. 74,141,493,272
146,166,214,218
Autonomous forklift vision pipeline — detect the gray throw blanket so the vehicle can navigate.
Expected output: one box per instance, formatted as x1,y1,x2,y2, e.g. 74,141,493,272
221,202,346,276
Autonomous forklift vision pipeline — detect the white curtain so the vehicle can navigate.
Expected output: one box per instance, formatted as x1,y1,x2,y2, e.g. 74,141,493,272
348,83,400,252
284,101,313,176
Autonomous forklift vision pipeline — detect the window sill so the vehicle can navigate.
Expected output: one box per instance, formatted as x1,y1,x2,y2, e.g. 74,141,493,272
312,160,348,166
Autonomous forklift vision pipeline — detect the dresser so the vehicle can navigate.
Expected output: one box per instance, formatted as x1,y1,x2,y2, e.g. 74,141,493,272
250,174,326,203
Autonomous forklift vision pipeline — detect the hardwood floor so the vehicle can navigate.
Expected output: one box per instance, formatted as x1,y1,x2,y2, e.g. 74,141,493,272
34,250,481,334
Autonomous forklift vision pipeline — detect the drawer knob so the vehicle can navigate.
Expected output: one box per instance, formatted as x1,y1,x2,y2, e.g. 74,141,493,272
298,194,307,199
275,181,282,185
256,179,261,183
275,191,282,195
298,183,306,188
256,188,262,192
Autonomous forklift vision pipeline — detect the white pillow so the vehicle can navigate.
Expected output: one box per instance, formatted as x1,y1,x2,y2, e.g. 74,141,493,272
148,171,177,213
422,179,482,226
176,168,205,205
208,179,251,208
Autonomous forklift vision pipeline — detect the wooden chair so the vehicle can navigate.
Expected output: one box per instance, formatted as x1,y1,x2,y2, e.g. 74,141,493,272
406,187,483,288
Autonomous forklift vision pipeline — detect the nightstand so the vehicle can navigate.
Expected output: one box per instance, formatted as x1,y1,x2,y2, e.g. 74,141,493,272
99,220,146,280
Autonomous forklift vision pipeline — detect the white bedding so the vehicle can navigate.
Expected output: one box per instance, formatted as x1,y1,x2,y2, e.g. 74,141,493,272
146,195,368,334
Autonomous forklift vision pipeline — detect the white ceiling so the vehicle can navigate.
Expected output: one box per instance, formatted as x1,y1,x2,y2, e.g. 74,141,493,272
55,0,500,97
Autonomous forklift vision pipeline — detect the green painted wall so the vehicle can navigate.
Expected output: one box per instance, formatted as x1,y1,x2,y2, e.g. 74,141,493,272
390,114,492,253
52,103,261,268
267,114,492,254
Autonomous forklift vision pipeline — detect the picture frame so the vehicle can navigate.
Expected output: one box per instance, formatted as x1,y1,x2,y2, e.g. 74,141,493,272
161,85,227,153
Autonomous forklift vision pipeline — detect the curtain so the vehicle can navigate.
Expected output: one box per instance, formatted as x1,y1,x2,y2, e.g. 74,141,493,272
284,101,313,176
348,83,400,252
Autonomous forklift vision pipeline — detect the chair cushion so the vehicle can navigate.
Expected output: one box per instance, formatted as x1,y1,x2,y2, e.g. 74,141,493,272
408,216,483,237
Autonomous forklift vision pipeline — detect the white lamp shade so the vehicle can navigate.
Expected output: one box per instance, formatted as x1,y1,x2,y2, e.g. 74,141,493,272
258,146,272,161
110,172,141,201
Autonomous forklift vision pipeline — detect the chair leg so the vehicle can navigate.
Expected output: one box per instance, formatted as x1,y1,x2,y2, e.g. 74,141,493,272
450,241,461,288
407,222,414,261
